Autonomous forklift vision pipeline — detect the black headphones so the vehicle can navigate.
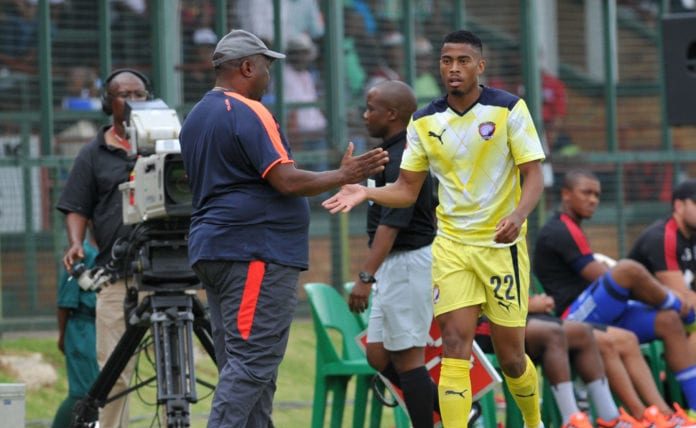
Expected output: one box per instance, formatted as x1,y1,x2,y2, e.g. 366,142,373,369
101,68,153,116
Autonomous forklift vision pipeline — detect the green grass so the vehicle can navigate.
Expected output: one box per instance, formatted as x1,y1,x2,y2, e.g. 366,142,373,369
0,319,397,427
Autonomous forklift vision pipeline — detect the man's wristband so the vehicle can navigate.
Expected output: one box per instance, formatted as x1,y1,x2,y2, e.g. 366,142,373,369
358,271,377,284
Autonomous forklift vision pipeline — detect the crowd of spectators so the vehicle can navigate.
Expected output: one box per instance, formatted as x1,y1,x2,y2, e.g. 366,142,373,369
2,0,693,197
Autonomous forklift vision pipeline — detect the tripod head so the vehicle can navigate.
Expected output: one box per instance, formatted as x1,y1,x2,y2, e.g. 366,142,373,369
125,218,200,293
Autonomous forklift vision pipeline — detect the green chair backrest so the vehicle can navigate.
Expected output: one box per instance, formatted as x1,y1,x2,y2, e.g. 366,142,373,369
305,282,367,362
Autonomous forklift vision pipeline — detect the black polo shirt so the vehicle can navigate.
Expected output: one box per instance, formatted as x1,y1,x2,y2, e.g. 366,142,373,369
533,212,595,314
56,125,134,267
366,131,436,251
628,217,696,289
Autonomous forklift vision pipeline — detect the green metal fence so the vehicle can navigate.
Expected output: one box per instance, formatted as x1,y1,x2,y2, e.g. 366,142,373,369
0,0,695,331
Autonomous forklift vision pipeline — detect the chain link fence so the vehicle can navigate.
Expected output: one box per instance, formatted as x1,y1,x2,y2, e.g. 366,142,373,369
0,0,695,330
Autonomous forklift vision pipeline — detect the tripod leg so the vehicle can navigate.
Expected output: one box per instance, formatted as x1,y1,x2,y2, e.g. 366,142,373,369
71,322,149,427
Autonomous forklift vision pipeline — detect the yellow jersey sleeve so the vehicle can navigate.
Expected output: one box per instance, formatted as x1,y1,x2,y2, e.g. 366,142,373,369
508,99,546,165
401,119,430,172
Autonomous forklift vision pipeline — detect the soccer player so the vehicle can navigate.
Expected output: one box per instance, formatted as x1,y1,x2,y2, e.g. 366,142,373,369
629,179,696,357
534,169,696,426
324,29,546,428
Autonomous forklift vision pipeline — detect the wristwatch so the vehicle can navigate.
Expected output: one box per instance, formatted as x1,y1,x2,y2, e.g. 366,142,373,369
358,271,377,284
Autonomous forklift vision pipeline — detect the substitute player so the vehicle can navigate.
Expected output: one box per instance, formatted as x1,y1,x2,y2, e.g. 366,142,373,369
534,169,696,425
324,30,546,428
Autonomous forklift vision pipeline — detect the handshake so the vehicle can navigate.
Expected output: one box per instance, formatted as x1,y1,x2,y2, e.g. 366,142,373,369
70,263,114,292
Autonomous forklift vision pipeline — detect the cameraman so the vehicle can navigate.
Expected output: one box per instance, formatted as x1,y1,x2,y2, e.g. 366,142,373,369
180,30,388,427
56,68,150,428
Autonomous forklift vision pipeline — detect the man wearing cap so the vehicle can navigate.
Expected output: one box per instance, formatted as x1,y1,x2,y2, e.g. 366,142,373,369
534,169,696,421
179,29,388,427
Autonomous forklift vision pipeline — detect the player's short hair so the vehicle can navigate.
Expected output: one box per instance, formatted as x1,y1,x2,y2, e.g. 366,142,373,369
562,168,599,190
442,30,483,54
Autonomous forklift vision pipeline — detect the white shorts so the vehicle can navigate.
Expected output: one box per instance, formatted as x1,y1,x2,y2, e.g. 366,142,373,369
367,244,433,351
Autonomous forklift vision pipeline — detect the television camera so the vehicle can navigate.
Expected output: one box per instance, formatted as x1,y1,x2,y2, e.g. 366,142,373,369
71,100,216,428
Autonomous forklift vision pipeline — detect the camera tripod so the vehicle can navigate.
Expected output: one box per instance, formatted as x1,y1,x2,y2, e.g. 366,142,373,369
71,220,217,428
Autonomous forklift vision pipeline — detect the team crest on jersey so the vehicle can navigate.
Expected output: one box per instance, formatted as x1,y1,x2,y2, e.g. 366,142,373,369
433,284,440,304
478,121,496,140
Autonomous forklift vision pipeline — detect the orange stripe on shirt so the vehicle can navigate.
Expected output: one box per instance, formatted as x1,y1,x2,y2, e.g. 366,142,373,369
237,260,266,340
225,91,290,164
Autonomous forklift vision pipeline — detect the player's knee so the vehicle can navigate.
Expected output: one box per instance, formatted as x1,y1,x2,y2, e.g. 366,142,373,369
543,323,567,351
566,322,595,349
614,328,639,350
498,351,528,378
366,353,388,372
612,259,649,285
440,325,475,357
655,309,687,337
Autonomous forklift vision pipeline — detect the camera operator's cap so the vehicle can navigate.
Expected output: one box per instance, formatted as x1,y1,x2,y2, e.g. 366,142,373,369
212,29,285,66
672,179,696,203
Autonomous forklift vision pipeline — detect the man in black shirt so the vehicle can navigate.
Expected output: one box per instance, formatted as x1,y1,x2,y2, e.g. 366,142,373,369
629,179,696,359
56,69,150,428
349,80,438,428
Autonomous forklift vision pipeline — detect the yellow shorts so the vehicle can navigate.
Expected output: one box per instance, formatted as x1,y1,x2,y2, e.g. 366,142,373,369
431,236,529,327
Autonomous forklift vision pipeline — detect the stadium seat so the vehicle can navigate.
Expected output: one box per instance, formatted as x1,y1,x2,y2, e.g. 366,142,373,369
641,340,685,407
304,282,405,428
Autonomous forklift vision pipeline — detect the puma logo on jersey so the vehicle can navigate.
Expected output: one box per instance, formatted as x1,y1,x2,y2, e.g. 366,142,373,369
497,301,512,312
428,129,446,144
444,389,468,398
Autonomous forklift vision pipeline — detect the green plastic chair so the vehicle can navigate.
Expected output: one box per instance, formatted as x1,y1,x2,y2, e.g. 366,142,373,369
641,340,684,406
305,282,389,428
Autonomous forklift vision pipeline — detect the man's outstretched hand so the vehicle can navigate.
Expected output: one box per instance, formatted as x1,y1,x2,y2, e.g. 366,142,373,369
338,142,388,184
322,184,368,214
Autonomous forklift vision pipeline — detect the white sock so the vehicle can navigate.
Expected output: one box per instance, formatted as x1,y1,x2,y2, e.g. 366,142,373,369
551,381,580,423
587,377,620,421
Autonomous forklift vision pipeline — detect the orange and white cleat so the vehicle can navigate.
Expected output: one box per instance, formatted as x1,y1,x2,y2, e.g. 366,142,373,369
562,411,593,428
642,405,677,428
668,403,696,428
597,407,648,428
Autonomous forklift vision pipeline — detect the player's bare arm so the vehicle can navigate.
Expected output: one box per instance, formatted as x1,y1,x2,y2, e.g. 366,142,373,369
63,212,88,271
350,225,399,313
494,160,544,243
579,260,610,283
323,169,428,214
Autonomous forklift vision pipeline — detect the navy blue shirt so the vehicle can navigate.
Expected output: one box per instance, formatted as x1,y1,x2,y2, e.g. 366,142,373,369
180,90,310,270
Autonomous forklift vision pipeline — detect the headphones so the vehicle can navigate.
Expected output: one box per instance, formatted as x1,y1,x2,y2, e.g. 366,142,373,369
101,68,153,116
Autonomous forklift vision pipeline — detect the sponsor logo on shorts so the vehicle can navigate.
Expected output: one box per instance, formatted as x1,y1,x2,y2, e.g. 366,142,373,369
497,301,512,312
433,284,440,304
